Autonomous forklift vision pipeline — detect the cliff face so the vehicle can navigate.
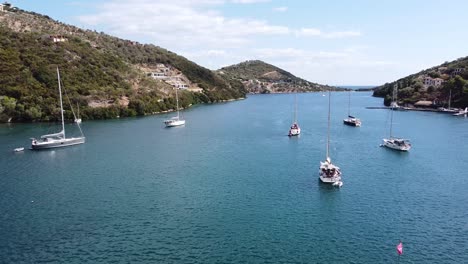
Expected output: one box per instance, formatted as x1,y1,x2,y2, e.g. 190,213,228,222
218,60,342,94
0,7,246,122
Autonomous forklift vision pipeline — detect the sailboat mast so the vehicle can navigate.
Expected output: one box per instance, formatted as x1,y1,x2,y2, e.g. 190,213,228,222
294,93,297,123
389,103,394,139
389,85,397,139
175,87,180,119
448,89,452,109
348,90,351,117
327,91,331,159
57,67,65,138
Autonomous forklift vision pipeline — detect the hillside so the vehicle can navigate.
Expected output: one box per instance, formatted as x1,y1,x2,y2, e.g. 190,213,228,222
373,56,468,107
0,6,246,122
218,60,341,93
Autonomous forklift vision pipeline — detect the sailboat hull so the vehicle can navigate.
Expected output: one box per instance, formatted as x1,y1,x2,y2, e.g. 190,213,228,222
453,108,468,116
164,119,185,127
382,139,411,151
288,127,301,136
319,175,342,184
31,137,85,150
343,119,361,127
319,160,342,184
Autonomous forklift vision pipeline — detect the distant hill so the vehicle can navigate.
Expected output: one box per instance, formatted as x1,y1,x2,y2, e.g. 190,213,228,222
373,56,468,107
218,60,342,94
0,6,246,122
337,86,376,92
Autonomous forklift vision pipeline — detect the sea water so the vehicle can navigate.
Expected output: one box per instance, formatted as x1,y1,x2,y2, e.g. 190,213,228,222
1,92,467,263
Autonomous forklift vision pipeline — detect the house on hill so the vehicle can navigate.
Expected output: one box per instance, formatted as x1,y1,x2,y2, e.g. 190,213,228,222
148,64,171,80
148,72,167,79
170,81,188,89
423,76,444,89
452,68,464,76
1,2,12,11
148,63,171,80
50,35,68,43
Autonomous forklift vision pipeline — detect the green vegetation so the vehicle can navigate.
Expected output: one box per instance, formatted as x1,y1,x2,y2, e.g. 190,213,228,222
0,8,246,122
373,56,468,108
218,60,342,93
219,60,296,81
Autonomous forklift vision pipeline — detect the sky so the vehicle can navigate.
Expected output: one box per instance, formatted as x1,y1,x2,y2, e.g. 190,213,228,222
7,0,468,85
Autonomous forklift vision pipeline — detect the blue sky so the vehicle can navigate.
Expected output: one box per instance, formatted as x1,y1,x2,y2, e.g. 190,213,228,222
8,0,468,85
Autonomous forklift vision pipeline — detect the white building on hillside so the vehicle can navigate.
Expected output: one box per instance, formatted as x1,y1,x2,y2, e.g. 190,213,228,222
0,4,4,12
148,64,171,80
423,76,444,89
51,35,68,43
148,72,167,79
174,82,188,89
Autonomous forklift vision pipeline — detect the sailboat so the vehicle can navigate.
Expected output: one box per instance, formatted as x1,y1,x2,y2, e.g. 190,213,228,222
288,93,301,136
74,103,82,124
164,87,185,127
439,89,458,113
343,90,361,127
319,91,343,187
31,68,85,150
453,107,468,116
381,86,411,151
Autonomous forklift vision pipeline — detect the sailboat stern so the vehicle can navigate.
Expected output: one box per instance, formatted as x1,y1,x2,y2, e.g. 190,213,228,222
288,123,301,136
319,159,342,184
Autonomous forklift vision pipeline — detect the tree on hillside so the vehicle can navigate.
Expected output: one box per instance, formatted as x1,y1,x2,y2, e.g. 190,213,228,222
445,76,467,98
428,71,441,78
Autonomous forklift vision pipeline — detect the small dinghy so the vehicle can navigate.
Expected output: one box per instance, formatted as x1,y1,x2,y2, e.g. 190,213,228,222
332,181,343,187
14,147,25,152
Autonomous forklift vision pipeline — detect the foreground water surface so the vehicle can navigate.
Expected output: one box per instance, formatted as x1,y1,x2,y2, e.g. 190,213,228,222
1,92,467,263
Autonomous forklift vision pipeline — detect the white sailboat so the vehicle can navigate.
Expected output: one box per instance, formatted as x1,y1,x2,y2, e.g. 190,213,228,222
164,87,185,127
453,107,468,116
382,86,411,151
31,68,85,150
438,89,466,115
439,89,458,113
343,90,361,127
288,93,301,136
319,91,343,187
74,103,82,124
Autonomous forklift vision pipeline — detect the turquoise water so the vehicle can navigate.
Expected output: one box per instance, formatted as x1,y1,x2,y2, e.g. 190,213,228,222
1,92,467,263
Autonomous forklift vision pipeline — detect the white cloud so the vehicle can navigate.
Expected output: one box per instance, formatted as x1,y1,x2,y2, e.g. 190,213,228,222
230,0,271,3
254,48,349,61
323,30,362,39
295,28,322,37
206,49,227,56
78,0,289,50
273,6,288,12
215,47,394,85
255,48,306,58
295,28,361,38
77,0,375,84
181,49,229,59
